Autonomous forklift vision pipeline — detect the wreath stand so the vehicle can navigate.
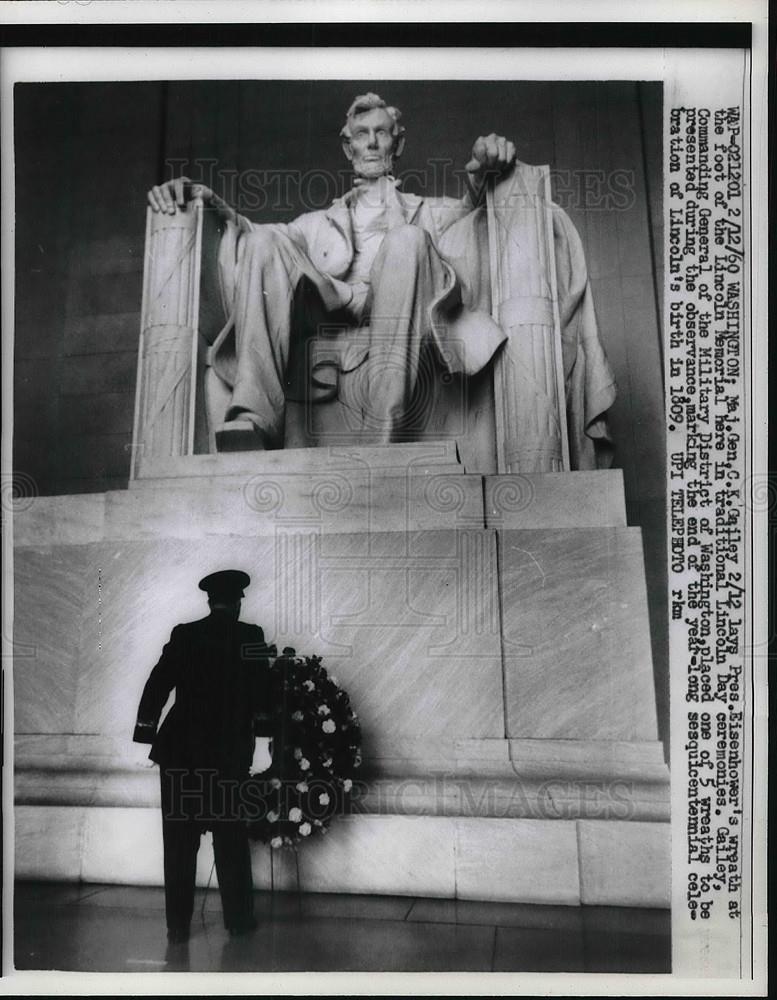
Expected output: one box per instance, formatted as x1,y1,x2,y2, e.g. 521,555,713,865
197,839,304,925
268,843,304,918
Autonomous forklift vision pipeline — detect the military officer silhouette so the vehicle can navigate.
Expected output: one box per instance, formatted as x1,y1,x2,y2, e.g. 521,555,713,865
133,569,276,943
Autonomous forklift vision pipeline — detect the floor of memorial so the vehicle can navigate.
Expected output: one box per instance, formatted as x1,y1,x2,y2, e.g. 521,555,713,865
14,881,670,974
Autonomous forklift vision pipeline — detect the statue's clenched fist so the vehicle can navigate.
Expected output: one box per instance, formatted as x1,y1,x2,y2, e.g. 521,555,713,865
147,176,214,215
465,134,517,178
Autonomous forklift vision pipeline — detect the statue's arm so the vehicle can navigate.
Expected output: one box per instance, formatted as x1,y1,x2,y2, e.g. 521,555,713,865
233,211,307,246
147,176,240,225
147,175,313,252
464,133,517,201
427,133,518,234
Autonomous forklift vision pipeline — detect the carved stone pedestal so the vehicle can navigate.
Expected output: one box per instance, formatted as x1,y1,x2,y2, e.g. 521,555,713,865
13,444,669,906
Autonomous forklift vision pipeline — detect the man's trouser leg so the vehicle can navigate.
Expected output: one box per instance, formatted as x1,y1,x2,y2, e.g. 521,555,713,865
211,816,255,930
361,224,452,442
160,768,203,934
226,227,339,447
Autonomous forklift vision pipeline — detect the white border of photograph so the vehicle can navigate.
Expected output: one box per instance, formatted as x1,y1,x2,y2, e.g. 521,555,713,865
0,1,768,996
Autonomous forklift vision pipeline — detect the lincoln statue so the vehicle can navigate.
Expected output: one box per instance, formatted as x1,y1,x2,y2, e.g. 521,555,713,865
147,92,616,467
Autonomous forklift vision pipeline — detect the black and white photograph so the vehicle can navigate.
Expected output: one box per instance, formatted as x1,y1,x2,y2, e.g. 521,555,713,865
2,4,768,994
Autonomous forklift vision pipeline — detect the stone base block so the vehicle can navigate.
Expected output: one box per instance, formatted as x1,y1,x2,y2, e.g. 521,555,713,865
485,470,627,528
16,734,670,823
577,819,672,907
134,439,462,482
499,527,659,741
15,805,670,907
14,531,506,751
101,471,484,540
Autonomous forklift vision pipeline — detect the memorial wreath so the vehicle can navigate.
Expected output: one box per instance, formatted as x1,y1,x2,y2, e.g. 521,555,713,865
246,649,362,848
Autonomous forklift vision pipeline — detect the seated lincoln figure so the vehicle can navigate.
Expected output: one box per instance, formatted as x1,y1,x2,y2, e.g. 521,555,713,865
147,92,615,466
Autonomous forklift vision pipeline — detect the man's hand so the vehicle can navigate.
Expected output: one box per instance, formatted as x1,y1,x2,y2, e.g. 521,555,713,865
465,134,517,182
129,741,155,769
147,176,214,215
249,737,273,776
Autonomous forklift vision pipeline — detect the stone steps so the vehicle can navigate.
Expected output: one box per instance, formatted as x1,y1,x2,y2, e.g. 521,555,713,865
14,760,669,823
12,470,628,547
104,471,484,539
134,439,463,483
14,804,670,906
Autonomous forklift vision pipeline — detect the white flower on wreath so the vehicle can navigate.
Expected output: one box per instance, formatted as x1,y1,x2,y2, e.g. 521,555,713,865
318,792,330,806
322,757,333,769
299,822,312,836
343,778,353,792
270,836,283,849
317,704,330,716
291,710,304,722
295,781,309,793
303,680,315,692
270,777,282,790
288,807,303,823
293,747,302,760
300,757,310,771
322,719,336,734
267,810,279,823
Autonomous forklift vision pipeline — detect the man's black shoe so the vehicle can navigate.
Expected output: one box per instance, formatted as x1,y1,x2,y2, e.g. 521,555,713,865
228,917,258,938
167,926,190,944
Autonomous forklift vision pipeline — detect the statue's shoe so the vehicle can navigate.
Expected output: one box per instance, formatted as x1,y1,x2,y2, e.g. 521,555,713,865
215,419,267,452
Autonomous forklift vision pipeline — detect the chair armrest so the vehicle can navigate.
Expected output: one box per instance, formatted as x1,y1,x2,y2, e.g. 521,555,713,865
131,198,222,475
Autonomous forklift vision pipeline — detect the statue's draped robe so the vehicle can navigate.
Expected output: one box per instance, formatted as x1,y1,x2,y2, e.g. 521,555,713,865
210,175,616,469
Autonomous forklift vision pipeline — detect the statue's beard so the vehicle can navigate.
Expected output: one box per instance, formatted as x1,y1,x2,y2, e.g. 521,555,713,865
353,153,394,179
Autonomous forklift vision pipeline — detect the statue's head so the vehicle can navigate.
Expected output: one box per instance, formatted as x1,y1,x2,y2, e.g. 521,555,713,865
340,92,406,180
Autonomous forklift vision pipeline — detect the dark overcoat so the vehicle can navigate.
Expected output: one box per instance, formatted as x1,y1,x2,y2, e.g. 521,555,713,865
133,614,275,776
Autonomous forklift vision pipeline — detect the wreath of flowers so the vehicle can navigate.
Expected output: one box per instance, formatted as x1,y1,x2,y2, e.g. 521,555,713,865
246,648,362,848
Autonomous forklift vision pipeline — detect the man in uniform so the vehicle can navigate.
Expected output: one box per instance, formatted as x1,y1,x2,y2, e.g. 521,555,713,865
133,569,275,943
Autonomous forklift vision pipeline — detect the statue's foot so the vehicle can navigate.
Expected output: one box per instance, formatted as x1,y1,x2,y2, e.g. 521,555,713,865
215,419,267,452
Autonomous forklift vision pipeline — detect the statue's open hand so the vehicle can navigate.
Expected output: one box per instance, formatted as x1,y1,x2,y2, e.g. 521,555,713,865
147,176,214,214
465,134,517,178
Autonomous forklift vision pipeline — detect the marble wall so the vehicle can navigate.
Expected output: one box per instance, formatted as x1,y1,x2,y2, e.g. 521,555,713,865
498,527,658,741
13,544,90,734
14,485,660,756
14,529,505,760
